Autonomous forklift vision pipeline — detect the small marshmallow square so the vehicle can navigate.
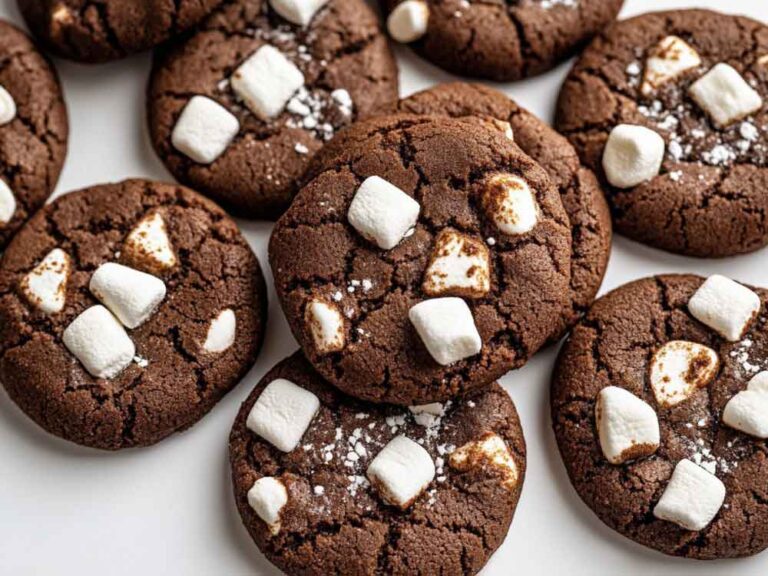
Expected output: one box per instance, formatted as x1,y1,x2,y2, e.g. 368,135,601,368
602,124,665,189
641,35,701,95
0,84,16,126
347,176,420,250
689,63,763,128
722,371,768,439
247,378,320,452
653,459,726,531
367,435,435,509
90,263,166,329
231,45,305,120
409,297,482,366
449,432,519,489
305,299,345,354
171,96,240,164
0,178,16,225
649,341,719,408
124,212,177,274
20,248,71,314
269,0,328,27
387,0,430,44
423,229,490,298
596,386,660,464
482,173,540,236
688,275,761,341
203,309,237,353
247,476,288,535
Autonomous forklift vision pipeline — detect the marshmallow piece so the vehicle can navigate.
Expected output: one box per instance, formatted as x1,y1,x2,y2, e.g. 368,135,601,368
722,371,768,439
689,63,763,128
423,229,490,299
247,477,288,535
20,248,71,314
231,45,304,120
124,212,177,273
347,176,420,250
596,387,660,464
649,341,719,408
0,84,16,126
688,275,761,341
481,173,540,236
641,36,701,95
89,263,166,329
305,299,345,354
409,402,445,427
387,0,430,44
367,435,435,509
449,432,519,489
653,459,726,531
0,178,16,225
246,378,320,452
602,124,665,189
409,297,482,366
62,305,136,379
171,96,240,164
269,0,328,27
203,309,237,353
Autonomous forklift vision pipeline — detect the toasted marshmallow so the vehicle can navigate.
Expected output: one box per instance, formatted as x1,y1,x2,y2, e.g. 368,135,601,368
481,173,540,235
347,176,420,250
269,0,328,27
409,297,482,366
305,299,345,354
0,84,16,126
688,275,761,341
367,435,435,509
722,371,768,439
422,229,490,298
653,459,725,531
20,248,71,314
387,1,429,44
0,178,16,225
649,341,719,408
247,476,288,535
203,309,237,353
641,36,701,95
602,124,665,189
89,263,166,329
689,63,763,128
171,96,240,164
124,212,177,274
449,432,519,489
596,386,660,464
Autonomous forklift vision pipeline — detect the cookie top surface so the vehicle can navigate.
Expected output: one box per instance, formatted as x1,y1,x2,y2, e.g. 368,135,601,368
148,0,399,220
0,179,267,450
0,19,68,250
557,9,768,257
230,352,526,575
552,274,768,559
19,0,225,62
382,0,624,81
270,114,572,405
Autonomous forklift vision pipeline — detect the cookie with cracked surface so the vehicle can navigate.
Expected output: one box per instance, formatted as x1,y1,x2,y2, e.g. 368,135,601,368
148,0,399,220
556,9,768,257
0,179,267,450
271,114,572,405
552,274,768,559
18,0,225,63
0,19,68,251
230,352,526,575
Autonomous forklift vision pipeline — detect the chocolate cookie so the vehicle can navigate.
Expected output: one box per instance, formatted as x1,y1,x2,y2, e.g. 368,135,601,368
0,19,68,251
19,0,225,63
0,179,267,450
148,0,399,219
271,114,572,405
552,274,768,559
556,9,768,257
382,0,624,81
230,352,526,575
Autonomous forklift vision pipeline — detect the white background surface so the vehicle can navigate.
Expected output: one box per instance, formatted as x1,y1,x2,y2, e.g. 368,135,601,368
0,0,767,574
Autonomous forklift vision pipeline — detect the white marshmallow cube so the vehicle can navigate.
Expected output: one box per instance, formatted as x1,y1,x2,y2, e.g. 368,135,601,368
409,297,482,366
203,309,237,353
305,299,345,354
602,124,665,189
347,176,420,250
89,263,166,329
269,0,328,27
367,435,435,509
409,402,445,427
171,96,240,164
450,433,519,489
641,36,701,95
20,248,71,314
124,212,177,273
722,371,768,439
649,341,719,408
482,173,540,236
653,459,726,531
423,229,490,298
596,386,660,464
247,378,320,452
231,45,305,120
0,84,16,126
689,63,763,128
387,0,430,44
62,305,136,379
0,178,16,225
247,476,288,535
688,275,761,341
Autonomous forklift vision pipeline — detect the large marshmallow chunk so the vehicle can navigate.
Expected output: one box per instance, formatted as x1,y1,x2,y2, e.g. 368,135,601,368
0,178,16,225
449,432,519,489
649,341,719,408
62,305,136,379
347,176,420,250
596,386,660,464
722,371,768,439
89,263,166,329
641,36,701,95
231,45,304,120
367,435,435,509
0,84,16,126
246,378,320,452
203,309,237,353
247,477,288,535
409,298,482,366
171,96,240,164
689,63,763,128
602,124,665,189
269,0,328,26
653,459,726,531
423,229,490,298
124,212,177,274
305,299,345,354
20,248,71,314
481,173,539,236
387,0,429,44
688,275,761,341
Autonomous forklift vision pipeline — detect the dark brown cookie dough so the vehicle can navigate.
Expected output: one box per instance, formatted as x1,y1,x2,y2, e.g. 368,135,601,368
556,9,768,257
230,352,526,575
552,274,768,559
271,114,572,405
19,0,225,63
0,19,68,250
148,0,399,220
0,179,267,450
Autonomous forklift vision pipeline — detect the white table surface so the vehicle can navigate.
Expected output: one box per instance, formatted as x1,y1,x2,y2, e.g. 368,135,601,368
1,0,767,574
